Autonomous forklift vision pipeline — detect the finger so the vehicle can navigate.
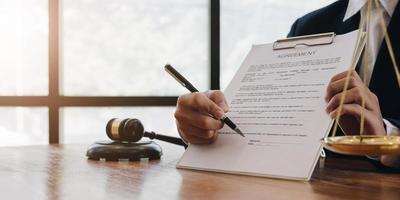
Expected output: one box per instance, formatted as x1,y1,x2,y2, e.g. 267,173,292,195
175,106,224,130
325,76,361,102
329,104,363,120
177,121,218,142
326,87,376,113
177,93,225,119
181,124,218,140
329,70,362,84
326,87,362,113
206,90,229,112
186,134,218,144
329,104,384,134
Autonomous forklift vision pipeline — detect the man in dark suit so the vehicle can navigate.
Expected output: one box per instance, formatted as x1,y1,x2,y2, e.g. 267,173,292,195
174,0,400,168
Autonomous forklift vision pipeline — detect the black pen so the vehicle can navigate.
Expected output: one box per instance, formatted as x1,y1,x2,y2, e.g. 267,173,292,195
165,64,245,137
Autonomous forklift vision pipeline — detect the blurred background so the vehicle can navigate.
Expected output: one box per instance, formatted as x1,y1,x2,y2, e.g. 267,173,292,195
0,0,334,146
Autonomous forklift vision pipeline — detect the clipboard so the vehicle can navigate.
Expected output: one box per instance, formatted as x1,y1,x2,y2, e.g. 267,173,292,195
273,32,336,50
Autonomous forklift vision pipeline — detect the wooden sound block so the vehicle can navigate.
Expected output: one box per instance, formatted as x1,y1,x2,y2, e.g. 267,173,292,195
86,140,163,161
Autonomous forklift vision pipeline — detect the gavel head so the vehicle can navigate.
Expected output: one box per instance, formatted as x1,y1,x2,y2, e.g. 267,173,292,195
106,118,144,142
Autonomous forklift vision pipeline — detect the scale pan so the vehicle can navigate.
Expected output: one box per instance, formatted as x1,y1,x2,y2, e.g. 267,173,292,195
321,135,400,156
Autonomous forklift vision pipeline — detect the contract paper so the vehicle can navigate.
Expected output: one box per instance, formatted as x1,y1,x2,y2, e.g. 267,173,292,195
177,30,365,181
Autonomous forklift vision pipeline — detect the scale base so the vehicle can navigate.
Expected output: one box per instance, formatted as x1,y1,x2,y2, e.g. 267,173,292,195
86,140,162,161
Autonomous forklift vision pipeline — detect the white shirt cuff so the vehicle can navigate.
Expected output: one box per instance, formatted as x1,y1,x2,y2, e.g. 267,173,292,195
383,119,400,136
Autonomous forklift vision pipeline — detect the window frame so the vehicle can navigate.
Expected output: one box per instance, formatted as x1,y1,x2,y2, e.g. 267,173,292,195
0,0,220,144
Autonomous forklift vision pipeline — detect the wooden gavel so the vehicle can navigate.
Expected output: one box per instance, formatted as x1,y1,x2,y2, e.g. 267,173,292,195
106,118,187,148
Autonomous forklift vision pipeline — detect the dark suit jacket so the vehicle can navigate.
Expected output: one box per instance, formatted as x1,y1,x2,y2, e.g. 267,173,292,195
287,0,400,129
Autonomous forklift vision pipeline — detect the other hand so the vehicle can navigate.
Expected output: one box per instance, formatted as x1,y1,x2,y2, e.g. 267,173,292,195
325,70,385,135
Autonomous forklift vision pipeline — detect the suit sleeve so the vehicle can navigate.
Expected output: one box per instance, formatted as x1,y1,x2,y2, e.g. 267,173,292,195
287,19,300,38
386,118,400,129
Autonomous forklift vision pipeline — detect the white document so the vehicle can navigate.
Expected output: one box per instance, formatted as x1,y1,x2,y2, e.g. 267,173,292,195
177,30,365,181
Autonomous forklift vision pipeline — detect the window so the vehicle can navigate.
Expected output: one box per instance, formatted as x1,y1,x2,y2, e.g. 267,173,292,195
0,0,48,145
0,0,334,146
0,0,48,96
62,0,209,96
0,107,48,146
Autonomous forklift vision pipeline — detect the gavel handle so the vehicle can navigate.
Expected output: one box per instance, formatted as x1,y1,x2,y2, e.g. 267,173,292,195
144,131,188,148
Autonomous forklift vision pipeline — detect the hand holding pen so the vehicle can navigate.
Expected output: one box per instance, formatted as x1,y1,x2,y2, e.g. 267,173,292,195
165,64,244,144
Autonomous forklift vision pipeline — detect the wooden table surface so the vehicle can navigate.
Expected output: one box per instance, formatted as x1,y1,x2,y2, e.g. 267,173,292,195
0,142,399,200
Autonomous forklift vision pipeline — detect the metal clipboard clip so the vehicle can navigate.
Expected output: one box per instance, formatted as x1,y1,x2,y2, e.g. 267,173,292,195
273,32,336,50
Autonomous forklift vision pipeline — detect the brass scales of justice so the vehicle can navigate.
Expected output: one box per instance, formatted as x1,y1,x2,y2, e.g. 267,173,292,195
318,0,400,156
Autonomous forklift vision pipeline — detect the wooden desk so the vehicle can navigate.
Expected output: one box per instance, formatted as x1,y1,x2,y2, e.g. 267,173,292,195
0,142,399,200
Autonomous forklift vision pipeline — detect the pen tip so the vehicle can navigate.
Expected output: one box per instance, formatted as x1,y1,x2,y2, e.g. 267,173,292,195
235,128,245,137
